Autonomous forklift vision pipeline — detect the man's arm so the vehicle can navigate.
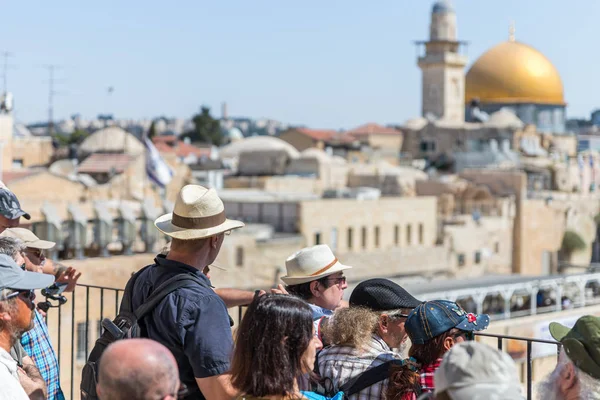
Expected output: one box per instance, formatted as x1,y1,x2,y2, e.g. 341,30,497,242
215,288,264,308
195,374,237,400
18,355,47,400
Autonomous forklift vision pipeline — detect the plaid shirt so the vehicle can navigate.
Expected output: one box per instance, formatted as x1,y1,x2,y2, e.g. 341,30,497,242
419,358,442,394
318,334,400,400
21,310,65,400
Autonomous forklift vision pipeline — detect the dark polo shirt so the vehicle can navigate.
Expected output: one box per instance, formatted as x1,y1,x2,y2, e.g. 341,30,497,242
131,255,233,400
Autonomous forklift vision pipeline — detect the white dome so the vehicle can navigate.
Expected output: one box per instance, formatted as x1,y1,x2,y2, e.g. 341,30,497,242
220,136,300,159
225,127,244,140
300,148,332,163
485,108,525,129
79,127,144,156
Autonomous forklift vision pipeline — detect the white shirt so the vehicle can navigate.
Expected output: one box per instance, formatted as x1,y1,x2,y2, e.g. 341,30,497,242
0,347,29,400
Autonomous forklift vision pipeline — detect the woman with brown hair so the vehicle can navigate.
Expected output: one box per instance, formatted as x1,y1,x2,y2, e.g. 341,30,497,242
231,294,340,400
387,300,490,400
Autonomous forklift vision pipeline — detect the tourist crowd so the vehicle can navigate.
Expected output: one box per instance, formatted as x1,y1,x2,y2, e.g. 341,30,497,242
0,184,599,400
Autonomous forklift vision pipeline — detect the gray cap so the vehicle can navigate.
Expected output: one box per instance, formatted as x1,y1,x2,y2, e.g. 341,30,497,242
0,189,30,220
434,341,525,400
0,254,54,291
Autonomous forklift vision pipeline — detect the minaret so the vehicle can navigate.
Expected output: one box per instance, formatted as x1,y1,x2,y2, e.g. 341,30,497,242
417,1,468,122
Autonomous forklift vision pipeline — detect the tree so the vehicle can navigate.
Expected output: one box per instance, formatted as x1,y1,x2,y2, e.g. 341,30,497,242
561,230,586,256
183,106,223,145
148,120,157,139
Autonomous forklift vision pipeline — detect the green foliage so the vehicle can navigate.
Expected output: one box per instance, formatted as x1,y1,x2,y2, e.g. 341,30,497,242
561,230,587,255
148,121,157,139
53,129,89,147
595,213,600,225
183,106,223,145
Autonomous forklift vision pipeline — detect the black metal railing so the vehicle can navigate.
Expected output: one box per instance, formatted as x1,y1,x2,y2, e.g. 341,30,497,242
45,285,561,400
475,332,561,400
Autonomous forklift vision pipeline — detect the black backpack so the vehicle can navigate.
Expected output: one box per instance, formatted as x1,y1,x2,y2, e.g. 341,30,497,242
80,266,209,400
320,359,422,399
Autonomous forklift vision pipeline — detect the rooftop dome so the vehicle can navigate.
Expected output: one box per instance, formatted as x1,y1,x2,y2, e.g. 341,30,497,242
79,127,144,156
485,108,525,129
219,136,300,159
432,0,453,14
300,148,332,163
466,40,565,106
225,127,244,140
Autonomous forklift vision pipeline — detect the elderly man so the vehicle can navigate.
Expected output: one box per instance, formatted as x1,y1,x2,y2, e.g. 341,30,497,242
98,338,181,400
0,188,30,233
0,253,54,400
537,315,600,400
0,231,81,400
317,278,421,400
130,185,244,400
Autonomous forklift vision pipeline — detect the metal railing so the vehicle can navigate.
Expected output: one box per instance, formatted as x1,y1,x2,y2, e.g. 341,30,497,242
45,285,561,400
475,332,561,400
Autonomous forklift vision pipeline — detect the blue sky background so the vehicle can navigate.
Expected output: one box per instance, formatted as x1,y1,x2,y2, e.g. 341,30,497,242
1,0,597,128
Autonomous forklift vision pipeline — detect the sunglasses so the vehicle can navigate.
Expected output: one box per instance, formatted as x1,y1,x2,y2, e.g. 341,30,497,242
325,277,347,286
26,248,44,259
3,289,35,302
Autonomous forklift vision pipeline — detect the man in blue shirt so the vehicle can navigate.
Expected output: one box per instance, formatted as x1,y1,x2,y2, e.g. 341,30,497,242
131,185,244,400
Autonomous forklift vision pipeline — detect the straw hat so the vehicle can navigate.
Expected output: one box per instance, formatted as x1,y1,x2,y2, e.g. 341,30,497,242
281,244,352,285
154,185,244,240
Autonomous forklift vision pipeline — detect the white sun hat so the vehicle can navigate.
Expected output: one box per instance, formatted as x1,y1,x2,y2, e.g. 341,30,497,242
154,185,244,240
281,244,352,285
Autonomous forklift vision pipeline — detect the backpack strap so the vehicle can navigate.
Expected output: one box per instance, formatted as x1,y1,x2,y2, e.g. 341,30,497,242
340,359,406,397
134,273,210,320
119,264,153,314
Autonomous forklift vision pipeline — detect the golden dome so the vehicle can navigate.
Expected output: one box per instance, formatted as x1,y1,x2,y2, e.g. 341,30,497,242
465,40,565,106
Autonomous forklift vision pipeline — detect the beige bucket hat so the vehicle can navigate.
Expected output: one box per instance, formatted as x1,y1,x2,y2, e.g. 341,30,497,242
281,244,352,285
154,185,244,240
2,228,56,249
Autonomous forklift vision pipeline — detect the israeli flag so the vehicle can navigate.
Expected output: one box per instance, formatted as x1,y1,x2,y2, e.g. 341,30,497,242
144,137,173,188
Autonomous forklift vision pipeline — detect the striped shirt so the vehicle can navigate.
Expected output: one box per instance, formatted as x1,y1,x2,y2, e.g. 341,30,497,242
318,335,400,400
21,310,65,400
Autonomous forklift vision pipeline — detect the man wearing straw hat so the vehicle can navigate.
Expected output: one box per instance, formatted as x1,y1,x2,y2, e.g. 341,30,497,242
282,244,352,333
130,185,245,400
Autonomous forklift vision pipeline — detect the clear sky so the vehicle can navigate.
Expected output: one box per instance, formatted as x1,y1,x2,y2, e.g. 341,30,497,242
1,0,598,129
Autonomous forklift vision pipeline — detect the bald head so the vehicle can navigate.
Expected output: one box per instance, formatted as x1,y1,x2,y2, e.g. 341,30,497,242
98,339,180,400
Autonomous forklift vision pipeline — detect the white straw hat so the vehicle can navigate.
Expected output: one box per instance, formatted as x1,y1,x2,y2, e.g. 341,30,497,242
281,244,352,285
154,185,244,240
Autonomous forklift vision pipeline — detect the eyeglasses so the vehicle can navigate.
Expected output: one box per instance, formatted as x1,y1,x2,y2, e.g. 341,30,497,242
325,277,347,287
3,289,35,302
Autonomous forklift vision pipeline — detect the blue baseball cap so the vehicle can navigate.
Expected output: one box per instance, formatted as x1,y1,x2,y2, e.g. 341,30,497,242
405,300,490,344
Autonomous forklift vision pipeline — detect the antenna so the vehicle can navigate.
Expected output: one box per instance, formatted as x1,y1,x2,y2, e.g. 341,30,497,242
42,64,64,136
1,52,14,94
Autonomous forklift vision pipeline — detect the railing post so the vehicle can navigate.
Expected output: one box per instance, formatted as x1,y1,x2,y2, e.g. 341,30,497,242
527,341,533,400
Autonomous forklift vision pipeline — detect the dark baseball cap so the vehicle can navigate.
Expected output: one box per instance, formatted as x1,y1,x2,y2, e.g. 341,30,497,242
0,189,30,220
0,254,54,291
349,278,421,311
550,315,600,380
405,300,490,344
